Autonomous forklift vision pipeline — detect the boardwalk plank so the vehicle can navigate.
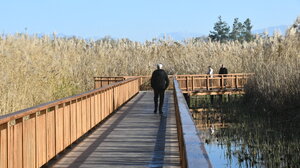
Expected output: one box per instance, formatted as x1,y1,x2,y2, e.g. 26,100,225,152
48,91,180,168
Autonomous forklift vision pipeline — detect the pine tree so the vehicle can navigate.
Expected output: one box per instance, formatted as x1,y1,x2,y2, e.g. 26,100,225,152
209,16,230,43
242,18,254,42
229,18,244,42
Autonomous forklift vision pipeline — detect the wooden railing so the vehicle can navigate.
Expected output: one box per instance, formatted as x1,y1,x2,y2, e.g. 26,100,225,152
94,75,178,91
94,76,149,88
176,73,253,91
173,79,212,168
0,78,140,168
94,77,126,88
94,76,152,90
95,73,253,93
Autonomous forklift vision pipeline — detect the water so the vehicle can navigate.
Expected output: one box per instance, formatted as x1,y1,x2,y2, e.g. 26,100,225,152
189,95,300,168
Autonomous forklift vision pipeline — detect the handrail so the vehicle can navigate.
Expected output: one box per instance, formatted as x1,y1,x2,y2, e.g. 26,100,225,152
94,76,153,90
0,77,140,168
94,76,126,88
94,73,253,92
175,73,254,77
173,78,211,168
0,78,138,124
176,73,253,91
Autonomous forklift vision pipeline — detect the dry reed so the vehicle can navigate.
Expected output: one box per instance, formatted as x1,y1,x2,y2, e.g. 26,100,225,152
0,23,299,115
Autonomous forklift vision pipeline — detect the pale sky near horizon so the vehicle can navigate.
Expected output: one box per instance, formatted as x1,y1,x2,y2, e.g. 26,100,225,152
0,0,299,41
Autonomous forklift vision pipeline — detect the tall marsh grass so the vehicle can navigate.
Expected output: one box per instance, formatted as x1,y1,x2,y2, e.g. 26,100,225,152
244,33,300,111
0,25,299,115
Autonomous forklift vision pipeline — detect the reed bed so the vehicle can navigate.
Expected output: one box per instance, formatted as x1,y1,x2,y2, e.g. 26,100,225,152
0,27,299,115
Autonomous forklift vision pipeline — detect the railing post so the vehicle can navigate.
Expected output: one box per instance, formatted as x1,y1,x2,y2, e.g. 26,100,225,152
221,75,223,89
206,75,209,90
192,76,194,91
242,74,246,87
235,75,238,89
186,76,188,91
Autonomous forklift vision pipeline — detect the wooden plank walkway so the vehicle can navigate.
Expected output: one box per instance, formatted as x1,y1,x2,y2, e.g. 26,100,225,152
47,91,181,168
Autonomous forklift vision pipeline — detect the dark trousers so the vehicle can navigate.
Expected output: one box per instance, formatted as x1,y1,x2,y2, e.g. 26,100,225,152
154,89,165,113
220,75,227,88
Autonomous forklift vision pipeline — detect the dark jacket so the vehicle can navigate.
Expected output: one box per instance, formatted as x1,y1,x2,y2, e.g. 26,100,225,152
151,69,169,90
219,67,228,74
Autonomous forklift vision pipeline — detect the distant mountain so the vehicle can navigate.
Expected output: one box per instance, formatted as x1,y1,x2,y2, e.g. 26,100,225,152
252,25,289,35
158,32,203,41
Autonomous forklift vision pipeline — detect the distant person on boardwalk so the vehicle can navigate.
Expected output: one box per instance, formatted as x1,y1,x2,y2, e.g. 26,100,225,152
151,64,169,114
218,64,228,75
218,64,228,87
207,66,213,89
207,66,214,78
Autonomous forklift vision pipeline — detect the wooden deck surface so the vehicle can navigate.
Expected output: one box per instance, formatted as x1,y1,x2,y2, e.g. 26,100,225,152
47,91,181,168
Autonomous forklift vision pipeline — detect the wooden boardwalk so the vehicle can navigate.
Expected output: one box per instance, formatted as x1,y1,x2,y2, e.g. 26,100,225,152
47,91,181,168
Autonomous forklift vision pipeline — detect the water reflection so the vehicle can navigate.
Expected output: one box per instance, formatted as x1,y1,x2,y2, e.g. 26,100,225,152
190,95,300,168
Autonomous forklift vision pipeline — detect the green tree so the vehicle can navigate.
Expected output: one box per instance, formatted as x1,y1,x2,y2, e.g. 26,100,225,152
230,18,244,42
242,18,254,42
209,16,230,43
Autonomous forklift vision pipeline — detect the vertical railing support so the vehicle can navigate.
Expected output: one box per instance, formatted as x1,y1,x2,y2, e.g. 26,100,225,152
221,75,223,89
206,75,209,90
192,76,194,91
186,76,188,91
235,75,238,89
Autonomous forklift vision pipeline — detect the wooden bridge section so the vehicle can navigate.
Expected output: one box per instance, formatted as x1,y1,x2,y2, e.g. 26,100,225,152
0,78,140,168
0,73,252,168
176,74,253,95
95,73,253,95
48,91,181,167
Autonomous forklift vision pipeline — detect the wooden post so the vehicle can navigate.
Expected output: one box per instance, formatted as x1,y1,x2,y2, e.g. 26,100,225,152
206,76,209,90
192,76,194,91
186,76,188,91
221,75,223,89
242,74,246,87
235,75,238,89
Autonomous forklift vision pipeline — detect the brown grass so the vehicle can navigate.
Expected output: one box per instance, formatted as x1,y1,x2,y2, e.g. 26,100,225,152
244,33,300,111
0,27,299,115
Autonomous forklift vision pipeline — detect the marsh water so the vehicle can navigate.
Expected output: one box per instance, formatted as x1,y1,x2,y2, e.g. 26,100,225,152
189,95,300,168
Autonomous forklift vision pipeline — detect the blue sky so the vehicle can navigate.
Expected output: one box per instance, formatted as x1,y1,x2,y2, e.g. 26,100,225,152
0,0,299,41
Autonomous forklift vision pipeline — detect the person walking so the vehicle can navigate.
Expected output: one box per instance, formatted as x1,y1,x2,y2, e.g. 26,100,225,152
207,66,214,78
207,66,214,89
218,64,228,75
218,64,228,87
151,64,169,114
